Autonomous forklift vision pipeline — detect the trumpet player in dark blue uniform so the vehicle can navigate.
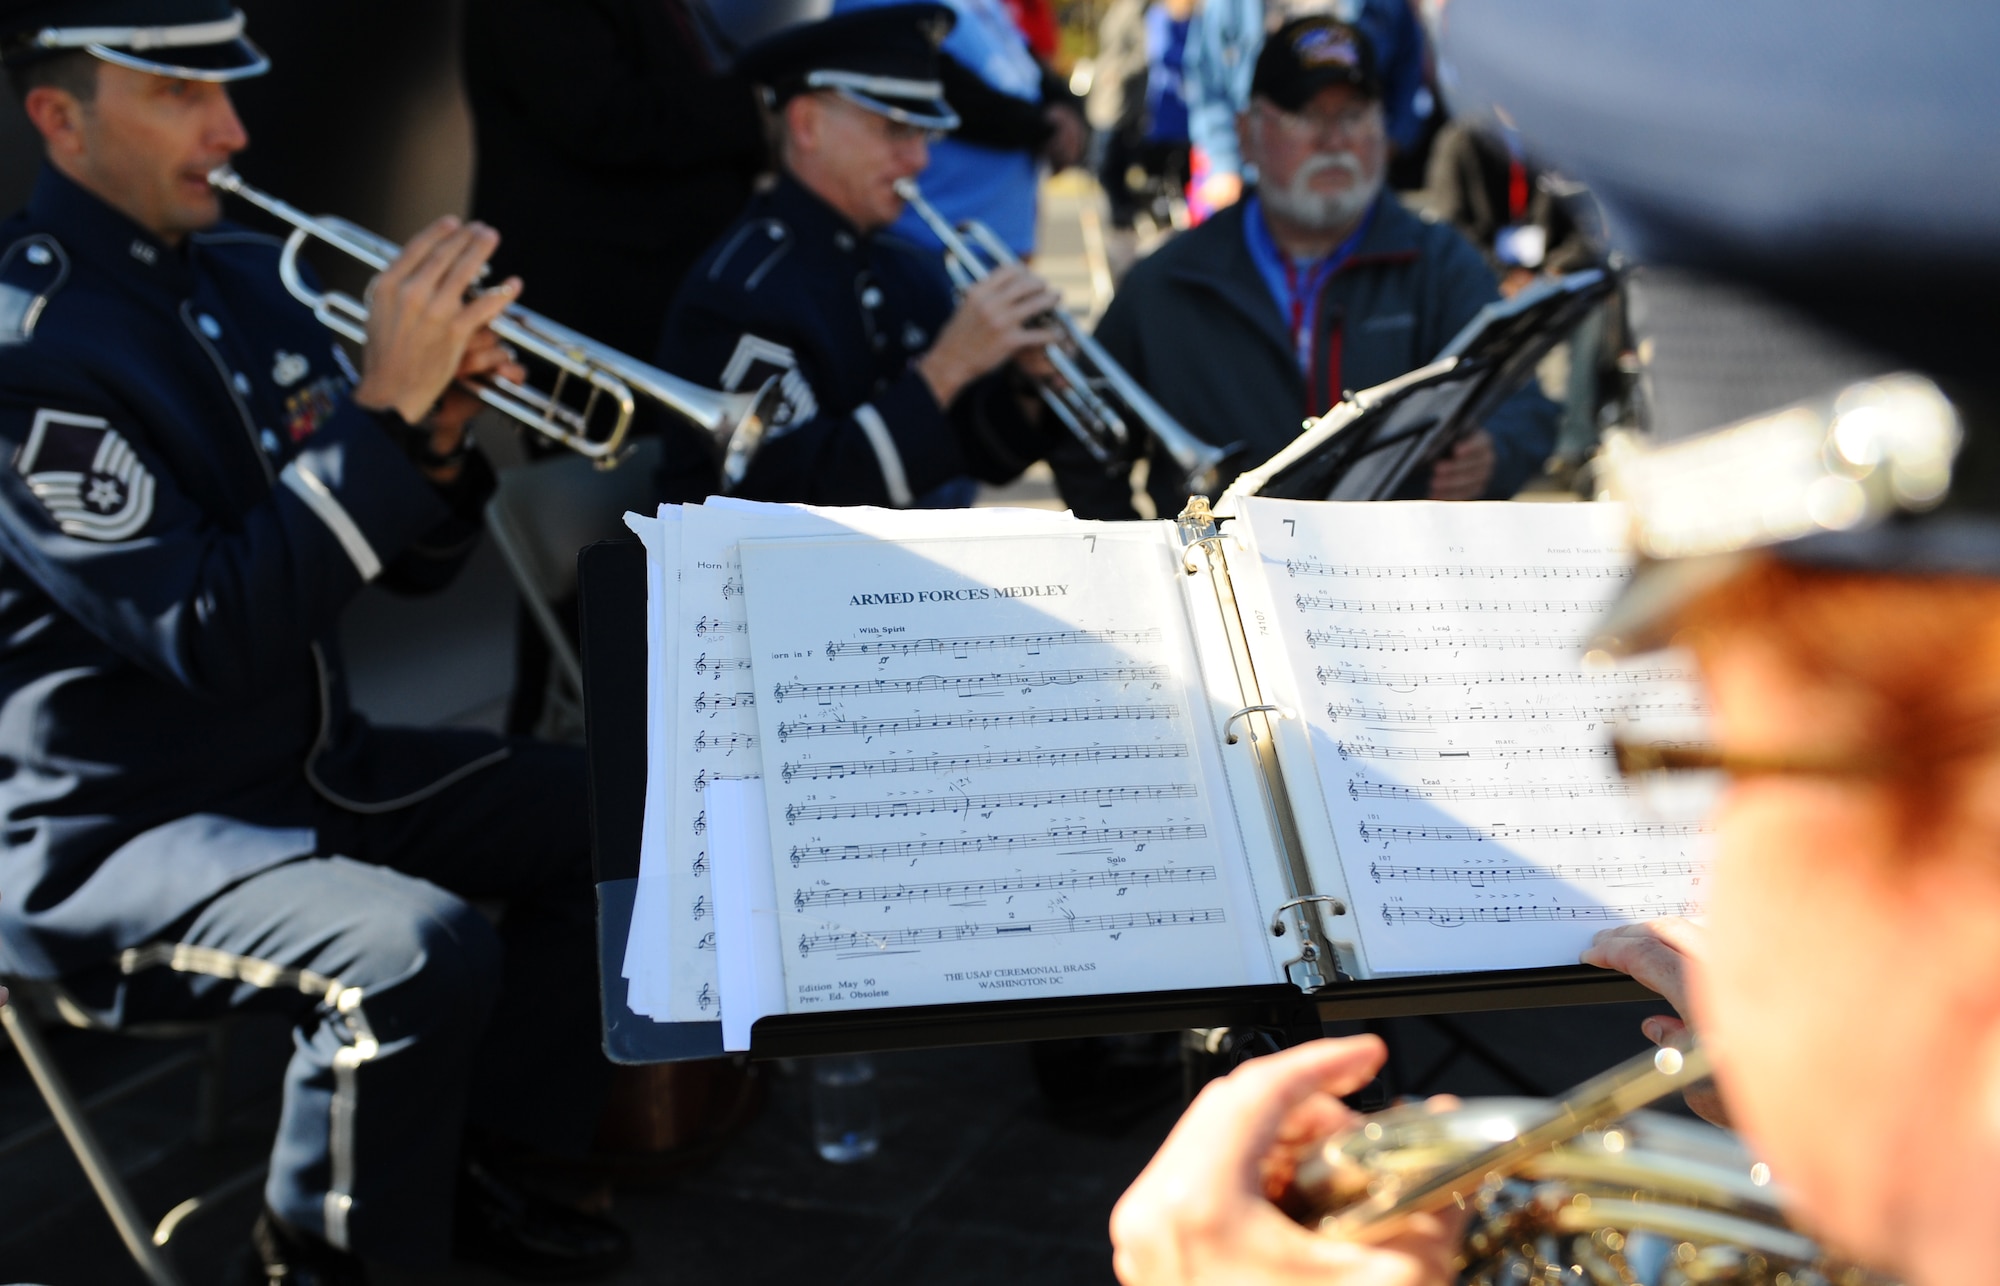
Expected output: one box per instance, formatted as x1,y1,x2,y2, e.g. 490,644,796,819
0,2,627,1280
655,3,1064,508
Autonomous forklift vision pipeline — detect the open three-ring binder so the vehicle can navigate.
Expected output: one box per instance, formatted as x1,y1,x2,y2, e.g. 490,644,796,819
582,487,1685,1063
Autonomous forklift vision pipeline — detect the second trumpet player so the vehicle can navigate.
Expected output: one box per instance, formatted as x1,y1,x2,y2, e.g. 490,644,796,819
651,4,1065,510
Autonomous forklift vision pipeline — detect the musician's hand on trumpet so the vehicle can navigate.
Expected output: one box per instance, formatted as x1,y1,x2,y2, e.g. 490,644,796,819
1110,1035,1461,1286
349,215,524,474
1581,918,1731,1126
916,262,1065,407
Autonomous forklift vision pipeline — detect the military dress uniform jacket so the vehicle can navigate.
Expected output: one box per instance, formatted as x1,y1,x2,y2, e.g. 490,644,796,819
655,175,1048,507
0,168,502,980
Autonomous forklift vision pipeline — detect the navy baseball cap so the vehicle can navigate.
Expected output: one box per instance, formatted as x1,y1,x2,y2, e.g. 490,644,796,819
1251,16,1381,112
1,0,267,80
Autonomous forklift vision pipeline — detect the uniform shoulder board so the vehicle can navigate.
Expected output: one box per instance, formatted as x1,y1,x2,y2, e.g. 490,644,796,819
706,218,793,293
0,235,71,345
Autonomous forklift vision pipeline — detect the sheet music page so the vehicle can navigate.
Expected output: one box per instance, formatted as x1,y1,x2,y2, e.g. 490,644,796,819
1231,499,1707,976
659,502,1076,1021
622,505,681,1018
737,526,1274,1014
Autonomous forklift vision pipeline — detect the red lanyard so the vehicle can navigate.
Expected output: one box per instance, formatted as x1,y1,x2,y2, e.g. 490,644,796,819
1507,157,1529,223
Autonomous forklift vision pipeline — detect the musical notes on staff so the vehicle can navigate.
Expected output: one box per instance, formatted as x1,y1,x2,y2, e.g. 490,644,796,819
789,823,1208,866
1359,821,1710,842
781,743,1189,782
1337,742,1615,762
786,782,1197,824
777,704,1171,742
1238,499,1711,975
1296,593,1605,614
798,907,1226,956
720,577,743,599
693,691,755,713
1285,557,1631,581
695,654,754,676
772,665,1167,702
694,616,746,637
1369,858,1702,884
1327,700,1704,727
1306,627,1566,652
1381,902,1699,927
1317,664,1683,688
693,731,757,753
824,627,1163,659
794,865,1218,909
738,523,1253,1012
1348,778,1634,802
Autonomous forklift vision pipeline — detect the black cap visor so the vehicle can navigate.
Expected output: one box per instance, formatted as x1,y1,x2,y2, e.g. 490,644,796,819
85,33,266,80
805,70,958,132
18,9,268,81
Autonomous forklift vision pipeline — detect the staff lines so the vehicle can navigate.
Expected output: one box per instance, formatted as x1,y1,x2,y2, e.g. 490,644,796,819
790,823,1208,866
773,665,1167,702
1337,743,1613,762
1317,665,1685,688
1348,779,1635,802
1285,558,1631,581
1327,700,1704,727
793,865,1217,909
1306,628,1571,652
1296,594,1610,614
782,743,1189,782
786,783,1196,824
799,907,1225,956
825,628,1162,659
777,704,1172,742
1370,858,1703,883
1382,901,1699,927
1359,820,1710,842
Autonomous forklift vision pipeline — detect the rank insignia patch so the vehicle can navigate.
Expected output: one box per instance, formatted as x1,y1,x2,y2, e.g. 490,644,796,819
720,333,817,434
16,409,156,541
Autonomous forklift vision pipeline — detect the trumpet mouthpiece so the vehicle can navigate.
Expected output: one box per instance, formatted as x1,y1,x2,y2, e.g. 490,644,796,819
892,178,919,199
206,166,239,191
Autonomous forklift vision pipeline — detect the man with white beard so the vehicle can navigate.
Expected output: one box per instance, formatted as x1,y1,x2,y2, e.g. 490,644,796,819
1055,16,1557,519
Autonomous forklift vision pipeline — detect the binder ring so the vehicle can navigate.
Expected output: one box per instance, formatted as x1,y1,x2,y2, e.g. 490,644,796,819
1224,704,1286,744
1270,894,1348,937
1181,535,1227,574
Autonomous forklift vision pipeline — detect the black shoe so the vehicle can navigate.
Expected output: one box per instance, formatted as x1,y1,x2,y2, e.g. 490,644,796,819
453,1158,632,1281
246,1206,369,1285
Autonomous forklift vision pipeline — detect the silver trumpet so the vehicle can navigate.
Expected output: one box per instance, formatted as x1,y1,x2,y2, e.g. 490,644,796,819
209,167,781,476
893,179,1238,497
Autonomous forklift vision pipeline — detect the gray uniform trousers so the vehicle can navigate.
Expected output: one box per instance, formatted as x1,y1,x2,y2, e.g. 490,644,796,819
64,736,607,1267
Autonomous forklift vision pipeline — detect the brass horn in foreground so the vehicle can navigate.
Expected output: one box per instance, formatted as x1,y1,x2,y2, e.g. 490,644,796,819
894,178,1240,498
210,167,781,477
1283,1044,1894,1286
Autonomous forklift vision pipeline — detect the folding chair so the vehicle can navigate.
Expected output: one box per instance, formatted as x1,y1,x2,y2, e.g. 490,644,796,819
484,438,667,743
1,978,260,1286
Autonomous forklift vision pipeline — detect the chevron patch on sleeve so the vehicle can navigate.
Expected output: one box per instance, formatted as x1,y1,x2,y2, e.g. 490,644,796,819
15,408,157,541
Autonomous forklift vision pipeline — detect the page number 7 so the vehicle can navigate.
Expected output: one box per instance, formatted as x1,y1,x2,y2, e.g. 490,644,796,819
1284,519,1297,537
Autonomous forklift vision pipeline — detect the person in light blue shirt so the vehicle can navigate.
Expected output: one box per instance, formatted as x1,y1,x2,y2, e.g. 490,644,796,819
836,0,1085,256
1182,0,1425,218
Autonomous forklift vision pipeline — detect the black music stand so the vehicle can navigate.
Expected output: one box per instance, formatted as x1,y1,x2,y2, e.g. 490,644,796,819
1221,268,1616,506
580,539,1646,1063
